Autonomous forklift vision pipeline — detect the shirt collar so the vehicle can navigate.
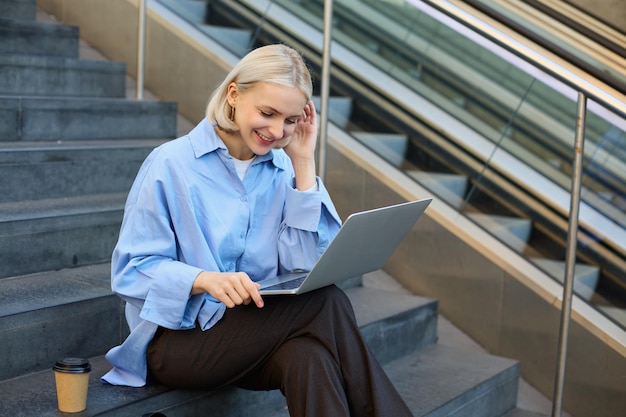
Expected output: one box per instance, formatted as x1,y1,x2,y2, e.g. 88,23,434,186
188,119,288,171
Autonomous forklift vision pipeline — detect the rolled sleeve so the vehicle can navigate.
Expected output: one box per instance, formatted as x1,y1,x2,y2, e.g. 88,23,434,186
197,295,227,330
284,179,322,231
139,262,204,329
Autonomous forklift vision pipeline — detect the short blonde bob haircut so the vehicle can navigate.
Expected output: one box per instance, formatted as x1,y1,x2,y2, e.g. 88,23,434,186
206,44,313,132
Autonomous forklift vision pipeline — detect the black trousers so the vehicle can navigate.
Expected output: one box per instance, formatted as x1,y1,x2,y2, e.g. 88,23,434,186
147,285,413,417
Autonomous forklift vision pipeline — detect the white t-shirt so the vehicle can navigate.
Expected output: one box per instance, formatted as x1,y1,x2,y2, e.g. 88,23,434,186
232,156,256,180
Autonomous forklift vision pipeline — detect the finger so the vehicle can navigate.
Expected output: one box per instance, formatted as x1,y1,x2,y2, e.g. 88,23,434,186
299,108,308,123
229,288,246,306
231,280,252,306
305,102,316,125
301,101,312,120
219,286,242,307
251,291,264,308
307,102,315,121
245,281,264,308
219,291,235,308
231,273,261,307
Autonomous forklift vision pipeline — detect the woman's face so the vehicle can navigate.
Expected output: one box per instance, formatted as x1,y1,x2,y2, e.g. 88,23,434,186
227,82,307,159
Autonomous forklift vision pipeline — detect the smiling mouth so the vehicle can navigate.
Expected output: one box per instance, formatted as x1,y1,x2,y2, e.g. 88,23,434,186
256,131,275,144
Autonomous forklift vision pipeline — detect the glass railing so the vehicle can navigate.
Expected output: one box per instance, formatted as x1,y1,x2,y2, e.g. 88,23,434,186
460,0,626,90
279,0,626,232
157,0,626,329
156,0,626,328
262,0,626,315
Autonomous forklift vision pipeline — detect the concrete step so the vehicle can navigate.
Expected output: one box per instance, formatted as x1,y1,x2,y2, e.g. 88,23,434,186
0,55,126,97
531,258,600,301
0,139,166,202
159,0,207,25
388,344,518,417
198,24,252,57
0,285,439,415
0,0,36,20
312,96,353,129
407,171,468,209
0,193,126,278
0,263,124,381
265,344,520,417
351,285,438,365
0,345,521,417
352,131,408,167
468,213,532,254
0,18,79,57
0,96,177,141
503,410,547,417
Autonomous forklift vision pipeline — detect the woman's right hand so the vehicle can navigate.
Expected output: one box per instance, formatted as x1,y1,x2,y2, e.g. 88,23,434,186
192,271,264,308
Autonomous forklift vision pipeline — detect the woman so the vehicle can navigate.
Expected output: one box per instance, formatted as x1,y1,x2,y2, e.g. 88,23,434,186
102,44,412,417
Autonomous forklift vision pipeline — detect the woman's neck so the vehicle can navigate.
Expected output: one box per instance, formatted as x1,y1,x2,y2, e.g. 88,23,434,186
215,127,255,160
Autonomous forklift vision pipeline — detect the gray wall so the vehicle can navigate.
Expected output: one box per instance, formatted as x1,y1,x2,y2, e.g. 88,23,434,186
324,131,626,417
38,0,233,125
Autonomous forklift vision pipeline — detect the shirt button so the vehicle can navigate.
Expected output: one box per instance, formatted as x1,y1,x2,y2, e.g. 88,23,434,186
240,232,245,238
240,195,247,202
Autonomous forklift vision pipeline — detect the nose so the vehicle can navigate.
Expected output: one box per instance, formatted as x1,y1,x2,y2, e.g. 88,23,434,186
268,120,284,139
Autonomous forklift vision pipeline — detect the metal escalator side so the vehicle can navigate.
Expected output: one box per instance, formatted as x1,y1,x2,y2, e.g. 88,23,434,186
457,0,626,93
195,0,626,329
159,0,626,346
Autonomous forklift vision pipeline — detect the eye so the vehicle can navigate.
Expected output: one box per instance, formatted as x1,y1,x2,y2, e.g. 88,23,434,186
285,118,297,125
260,110,273,117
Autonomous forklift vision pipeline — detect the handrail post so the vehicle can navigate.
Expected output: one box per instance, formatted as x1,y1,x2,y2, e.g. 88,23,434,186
136,0,147,100
551,91,587,417
318,0,333,181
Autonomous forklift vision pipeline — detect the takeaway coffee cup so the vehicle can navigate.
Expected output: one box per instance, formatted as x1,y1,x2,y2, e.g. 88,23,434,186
53,357,91,413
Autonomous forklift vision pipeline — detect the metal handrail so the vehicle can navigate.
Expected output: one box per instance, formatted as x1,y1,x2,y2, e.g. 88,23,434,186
552,91,587,417
318,0,334,181
403,2,625,416
416,0,626,118
136,0,146,100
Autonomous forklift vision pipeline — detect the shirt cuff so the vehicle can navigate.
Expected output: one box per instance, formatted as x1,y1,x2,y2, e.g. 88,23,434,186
140,263,204,329
284,179,322,231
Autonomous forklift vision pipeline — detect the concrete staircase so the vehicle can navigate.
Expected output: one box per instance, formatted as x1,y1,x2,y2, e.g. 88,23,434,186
0,0,538,416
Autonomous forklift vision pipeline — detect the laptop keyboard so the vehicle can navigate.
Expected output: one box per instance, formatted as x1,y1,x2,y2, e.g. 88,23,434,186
261,275,307,291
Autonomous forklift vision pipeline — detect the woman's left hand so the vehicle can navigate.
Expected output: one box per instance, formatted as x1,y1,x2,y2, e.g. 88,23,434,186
284,100,317,162
283,100,318,191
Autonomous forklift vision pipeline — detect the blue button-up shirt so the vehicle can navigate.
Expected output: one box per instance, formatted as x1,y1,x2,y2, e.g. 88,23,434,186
102,119,341,386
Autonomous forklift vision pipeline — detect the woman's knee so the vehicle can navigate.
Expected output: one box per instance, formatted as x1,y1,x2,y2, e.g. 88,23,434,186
318,285,353,312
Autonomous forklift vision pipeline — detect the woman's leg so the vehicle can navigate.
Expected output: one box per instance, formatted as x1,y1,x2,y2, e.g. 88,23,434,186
147,285,412,416
147,285,347,390
240,336,351,417
240,286,414,417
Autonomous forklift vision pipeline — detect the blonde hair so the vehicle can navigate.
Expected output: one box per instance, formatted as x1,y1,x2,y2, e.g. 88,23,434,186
206,44,313,132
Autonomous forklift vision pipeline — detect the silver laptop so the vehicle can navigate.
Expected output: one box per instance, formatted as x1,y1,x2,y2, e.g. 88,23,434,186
258,198,432,295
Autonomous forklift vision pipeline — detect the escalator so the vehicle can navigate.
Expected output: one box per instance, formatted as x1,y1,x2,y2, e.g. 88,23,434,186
161,0,626,328
456,0,626,94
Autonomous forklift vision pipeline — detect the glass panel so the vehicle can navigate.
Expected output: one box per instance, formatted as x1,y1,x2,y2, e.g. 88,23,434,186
270,0,626,327
462,0,626,88
154,0,626,328
581,103,626,231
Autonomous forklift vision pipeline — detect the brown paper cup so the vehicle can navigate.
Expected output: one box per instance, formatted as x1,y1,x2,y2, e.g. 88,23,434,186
53,358,91,413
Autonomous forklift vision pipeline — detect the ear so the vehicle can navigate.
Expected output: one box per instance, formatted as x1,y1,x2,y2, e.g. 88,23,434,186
226,82,238,107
